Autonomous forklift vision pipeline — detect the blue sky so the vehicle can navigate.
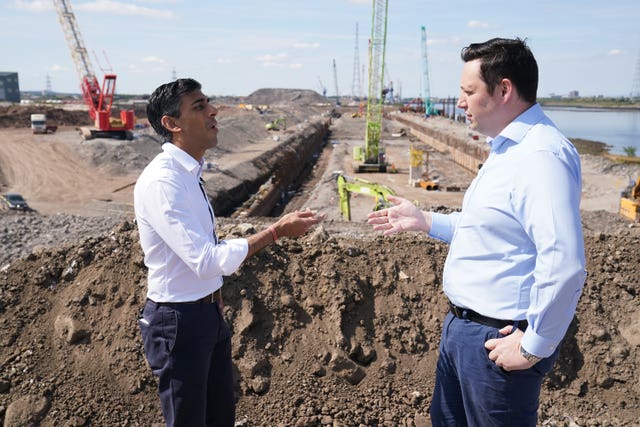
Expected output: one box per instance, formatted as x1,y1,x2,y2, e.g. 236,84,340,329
3,0,640,99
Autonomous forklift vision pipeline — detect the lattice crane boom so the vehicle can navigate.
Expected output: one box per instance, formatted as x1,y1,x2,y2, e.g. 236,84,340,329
333,58,341,106
363,0,389,168
351,23,361,100
53,0,134,137
421,25,436,117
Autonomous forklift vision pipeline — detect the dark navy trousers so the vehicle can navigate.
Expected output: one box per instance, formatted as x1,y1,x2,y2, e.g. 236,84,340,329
430,312,560,427
139,299,235,427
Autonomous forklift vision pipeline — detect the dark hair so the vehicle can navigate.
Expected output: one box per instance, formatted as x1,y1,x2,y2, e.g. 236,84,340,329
461,38,538,103
146,78,202,140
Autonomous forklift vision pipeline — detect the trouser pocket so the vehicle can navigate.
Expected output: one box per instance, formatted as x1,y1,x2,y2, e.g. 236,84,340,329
139,303,178,375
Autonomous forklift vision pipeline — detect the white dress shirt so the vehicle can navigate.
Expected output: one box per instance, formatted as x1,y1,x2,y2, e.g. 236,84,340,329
428,103,587,358
134,142,248,302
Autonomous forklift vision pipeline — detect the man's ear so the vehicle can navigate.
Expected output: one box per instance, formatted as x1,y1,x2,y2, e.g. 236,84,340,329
161,115,180,133
500,78,514,102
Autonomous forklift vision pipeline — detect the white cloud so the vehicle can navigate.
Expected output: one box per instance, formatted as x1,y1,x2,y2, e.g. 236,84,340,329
49,64,67,71
293,42,320,49
607,49,623,56
142,56,166,64
13,0,174,18
136,0,181,3
12,0,52,12
467,20,491,29
289,63,303,69
257,53,289,62
217,58,232,64
347,0,370,4
76,0,175,19
257,53,290,67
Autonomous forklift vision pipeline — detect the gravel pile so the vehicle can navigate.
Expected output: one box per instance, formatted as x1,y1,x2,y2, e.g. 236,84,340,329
0,211,126,269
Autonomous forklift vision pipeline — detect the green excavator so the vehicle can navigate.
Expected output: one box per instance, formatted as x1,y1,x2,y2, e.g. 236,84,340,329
337,174,395,221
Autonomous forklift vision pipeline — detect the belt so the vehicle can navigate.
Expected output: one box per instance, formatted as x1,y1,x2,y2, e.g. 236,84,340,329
148,289,221,305
448,301,528,331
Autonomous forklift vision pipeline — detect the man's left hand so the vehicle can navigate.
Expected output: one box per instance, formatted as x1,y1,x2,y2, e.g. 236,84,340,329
484,325,537,371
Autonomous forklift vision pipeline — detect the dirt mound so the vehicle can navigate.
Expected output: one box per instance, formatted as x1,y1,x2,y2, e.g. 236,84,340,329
245,88,328,106
0,105,92,129
0,214,638,426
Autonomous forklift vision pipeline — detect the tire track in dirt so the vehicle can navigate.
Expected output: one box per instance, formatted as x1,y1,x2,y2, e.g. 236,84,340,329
0,128,138,215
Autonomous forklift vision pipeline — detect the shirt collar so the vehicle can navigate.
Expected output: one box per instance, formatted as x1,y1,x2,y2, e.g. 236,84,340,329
162,142,202,177
486,103,544,152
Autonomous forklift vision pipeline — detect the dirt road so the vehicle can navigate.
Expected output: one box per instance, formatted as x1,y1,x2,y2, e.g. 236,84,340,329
0,128,140,216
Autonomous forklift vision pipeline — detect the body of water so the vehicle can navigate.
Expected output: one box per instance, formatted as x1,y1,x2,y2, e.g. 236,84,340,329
435,102,640,156
543,107,640,156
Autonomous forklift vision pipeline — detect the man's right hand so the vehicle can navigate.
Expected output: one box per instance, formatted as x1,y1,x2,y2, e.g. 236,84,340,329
274,208,325,238
367,195,431,235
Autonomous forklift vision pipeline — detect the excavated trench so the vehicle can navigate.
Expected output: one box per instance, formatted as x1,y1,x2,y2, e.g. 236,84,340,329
207,118,331,217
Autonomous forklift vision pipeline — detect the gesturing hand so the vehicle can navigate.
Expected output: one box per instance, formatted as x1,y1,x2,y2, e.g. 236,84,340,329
367,195,430,235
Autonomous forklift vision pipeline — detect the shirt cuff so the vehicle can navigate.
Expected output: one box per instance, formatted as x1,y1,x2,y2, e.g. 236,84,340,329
427,212,451,242
217,238,249,276
520,327,559,359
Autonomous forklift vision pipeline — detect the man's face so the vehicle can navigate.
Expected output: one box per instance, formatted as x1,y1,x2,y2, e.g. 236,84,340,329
456,59,503,138
173,90,219,154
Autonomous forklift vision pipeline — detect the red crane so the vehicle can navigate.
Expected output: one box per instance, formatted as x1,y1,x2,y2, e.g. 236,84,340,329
53,0,135,140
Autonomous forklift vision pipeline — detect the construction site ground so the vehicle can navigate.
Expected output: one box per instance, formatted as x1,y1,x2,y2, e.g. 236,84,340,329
0,92,639,426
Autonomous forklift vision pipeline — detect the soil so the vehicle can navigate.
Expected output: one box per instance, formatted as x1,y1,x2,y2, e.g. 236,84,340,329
1,96,639,427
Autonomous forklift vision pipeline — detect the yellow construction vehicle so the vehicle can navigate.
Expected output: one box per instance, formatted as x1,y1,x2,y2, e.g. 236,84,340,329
266,117,287,131
337,174,395,221
418,179,439,191
619,176,640,222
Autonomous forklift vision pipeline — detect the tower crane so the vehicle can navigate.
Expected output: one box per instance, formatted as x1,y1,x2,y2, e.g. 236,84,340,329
53,0,134,140
353,0,389,173
421,25,437,117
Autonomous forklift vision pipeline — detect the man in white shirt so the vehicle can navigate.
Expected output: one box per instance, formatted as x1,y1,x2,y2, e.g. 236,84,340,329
135,78,323,427
367,38,586,426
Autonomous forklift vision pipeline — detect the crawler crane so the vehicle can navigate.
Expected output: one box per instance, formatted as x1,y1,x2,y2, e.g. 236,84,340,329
353,0,390,172
54,0,135,140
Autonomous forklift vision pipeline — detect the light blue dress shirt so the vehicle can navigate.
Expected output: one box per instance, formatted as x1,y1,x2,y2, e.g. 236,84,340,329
134,143,248,303
428,103,587,358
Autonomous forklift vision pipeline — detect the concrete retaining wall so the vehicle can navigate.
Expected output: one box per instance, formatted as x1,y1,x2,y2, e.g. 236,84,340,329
391,114,489,173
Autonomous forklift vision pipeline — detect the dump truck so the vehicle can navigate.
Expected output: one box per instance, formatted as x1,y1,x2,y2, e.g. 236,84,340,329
30,114,58,134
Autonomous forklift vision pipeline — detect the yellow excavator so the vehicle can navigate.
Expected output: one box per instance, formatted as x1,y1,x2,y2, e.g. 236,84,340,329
266,117,287,131
619,176,640,222
337,174,395,221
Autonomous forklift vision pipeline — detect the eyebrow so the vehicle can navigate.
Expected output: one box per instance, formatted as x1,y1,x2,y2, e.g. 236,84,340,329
190,96,210,106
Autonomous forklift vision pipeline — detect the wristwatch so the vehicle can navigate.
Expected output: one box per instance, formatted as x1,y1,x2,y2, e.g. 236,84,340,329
520,346,542,364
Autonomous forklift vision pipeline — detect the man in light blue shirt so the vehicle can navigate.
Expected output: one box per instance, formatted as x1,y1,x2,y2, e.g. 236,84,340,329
368,38,586,426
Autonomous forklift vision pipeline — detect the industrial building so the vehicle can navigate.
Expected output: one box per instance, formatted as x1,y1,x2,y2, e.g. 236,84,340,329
0,72,20,103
